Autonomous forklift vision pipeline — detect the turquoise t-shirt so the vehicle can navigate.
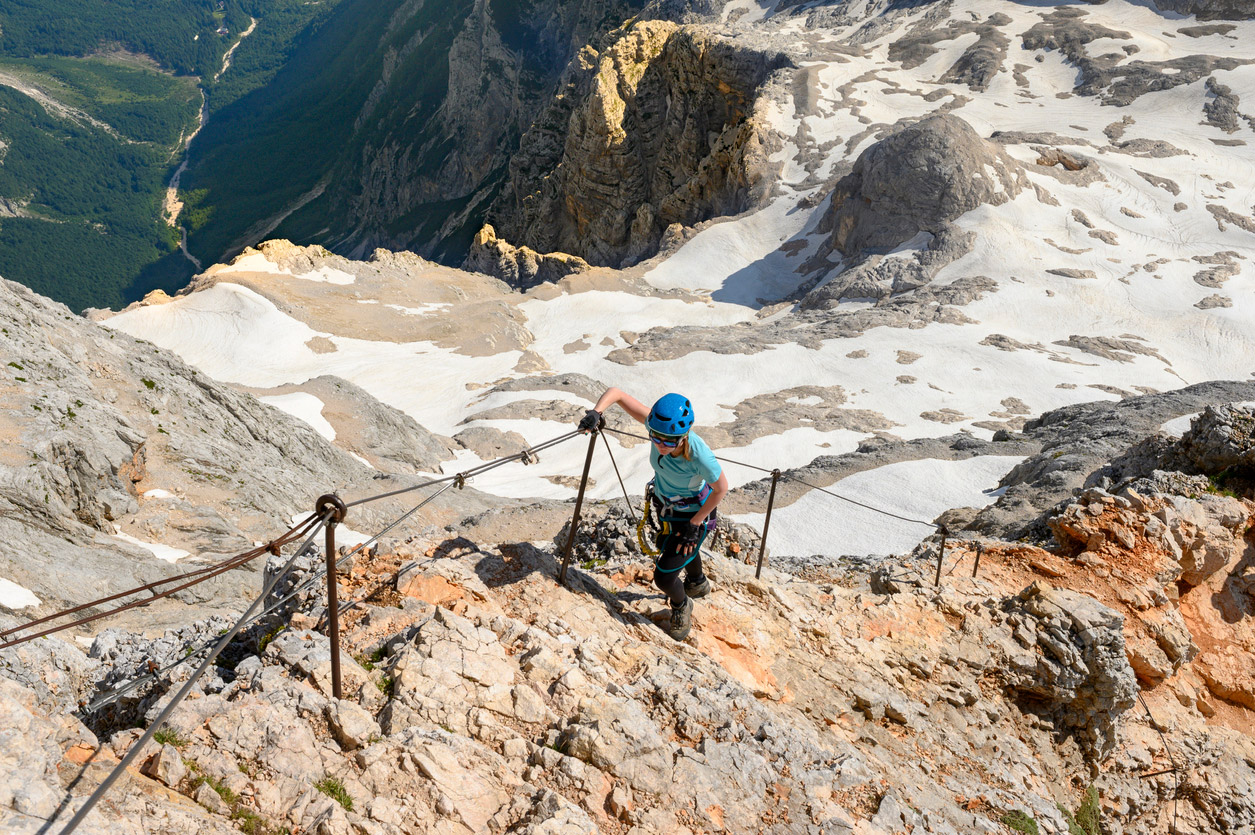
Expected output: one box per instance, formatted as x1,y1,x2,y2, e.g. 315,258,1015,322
650,431,722,499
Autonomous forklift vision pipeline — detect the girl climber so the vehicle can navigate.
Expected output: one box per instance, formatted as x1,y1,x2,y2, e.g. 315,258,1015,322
579,389,728,641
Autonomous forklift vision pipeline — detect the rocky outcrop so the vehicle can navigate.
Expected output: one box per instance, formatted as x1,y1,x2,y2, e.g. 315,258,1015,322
463,224,590,288
998,582,1138,759
969,381,1255,540
813,114,1027,261
1153,0,1255,19
797,114,1025,307
481,20,788,280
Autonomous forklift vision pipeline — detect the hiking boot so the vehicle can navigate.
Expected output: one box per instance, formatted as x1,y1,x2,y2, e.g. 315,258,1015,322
667,598,693,641
684,576,711,599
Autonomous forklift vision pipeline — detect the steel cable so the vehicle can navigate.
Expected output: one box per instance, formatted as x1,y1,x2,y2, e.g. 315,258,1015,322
83,480,459,715
599,426,938,530
56,514,330,835
0,515,321,651
599,430,638,524
344,430,581,508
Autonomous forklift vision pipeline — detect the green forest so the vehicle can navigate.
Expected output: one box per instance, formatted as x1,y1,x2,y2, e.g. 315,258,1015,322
181,0,476,267
0,63,196,311
0,0,249,77
0,0,345,311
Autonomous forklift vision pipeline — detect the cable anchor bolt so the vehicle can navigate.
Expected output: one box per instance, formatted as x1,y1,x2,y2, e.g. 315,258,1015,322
315,493,347,525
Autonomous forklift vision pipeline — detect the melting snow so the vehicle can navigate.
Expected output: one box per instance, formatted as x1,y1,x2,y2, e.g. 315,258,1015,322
735,456,1025,558
110,528,191,564
0,577,41,610
260,392,336,441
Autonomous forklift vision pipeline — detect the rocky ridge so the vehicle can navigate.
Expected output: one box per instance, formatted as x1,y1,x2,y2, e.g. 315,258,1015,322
4,397,1255,834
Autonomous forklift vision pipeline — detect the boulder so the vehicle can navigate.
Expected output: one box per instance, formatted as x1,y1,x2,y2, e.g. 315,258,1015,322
815,114,1027,258
324,700,381,751
999,582,1138,758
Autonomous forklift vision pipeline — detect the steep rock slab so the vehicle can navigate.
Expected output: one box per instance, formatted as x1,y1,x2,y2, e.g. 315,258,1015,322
480,20,788,279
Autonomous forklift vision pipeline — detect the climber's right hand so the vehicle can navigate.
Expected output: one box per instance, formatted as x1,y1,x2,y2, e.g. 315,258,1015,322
578,409,604,434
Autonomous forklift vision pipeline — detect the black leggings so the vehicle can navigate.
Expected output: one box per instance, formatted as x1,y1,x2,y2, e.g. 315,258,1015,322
653,511,709,607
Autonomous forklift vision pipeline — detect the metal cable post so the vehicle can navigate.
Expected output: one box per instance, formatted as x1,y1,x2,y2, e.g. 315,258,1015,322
56,515,329,835
755,469,781,580
933,525,949,588
972,540,983,579
559,420,601,585
316,493,348,700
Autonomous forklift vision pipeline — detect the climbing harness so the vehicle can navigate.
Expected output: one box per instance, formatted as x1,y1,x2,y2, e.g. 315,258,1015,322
634,480,717,559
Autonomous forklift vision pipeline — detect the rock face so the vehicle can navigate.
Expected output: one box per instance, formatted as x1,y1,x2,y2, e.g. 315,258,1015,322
0,278,380,617
1153,0,1255,19
969,381,1255,540
463,224,591,289
814,114,1027,260
478,20,788,280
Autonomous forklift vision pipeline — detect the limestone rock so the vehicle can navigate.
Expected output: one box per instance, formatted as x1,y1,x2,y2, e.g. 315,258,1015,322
1171,403,1255,476
325,700,382,751
562,693,674,795
813,114,1027,259
998,582,1137,758
484,20,788,276
464,224,590,288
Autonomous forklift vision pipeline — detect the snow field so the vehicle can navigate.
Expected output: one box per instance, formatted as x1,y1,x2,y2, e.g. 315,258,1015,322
734,455,1024,558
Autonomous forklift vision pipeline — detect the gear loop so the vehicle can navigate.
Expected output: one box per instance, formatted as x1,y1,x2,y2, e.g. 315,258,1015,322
316,493,348,525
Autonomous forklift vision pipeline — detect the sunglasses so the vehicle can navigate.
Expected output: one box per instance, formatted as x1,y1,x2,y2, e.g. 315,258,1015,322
649,432,683,448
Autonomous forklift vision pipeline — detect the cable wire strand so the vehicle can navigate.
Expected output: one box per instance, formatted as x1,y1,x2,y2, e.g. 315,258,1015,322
56,515,330,835
599,430,638,524
0,515,321,650
600,426,938,530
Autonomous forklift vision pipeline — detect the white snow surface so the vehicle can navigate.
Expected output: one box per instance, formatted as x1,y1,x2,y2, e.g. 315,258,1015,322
104,0,1255,555
110,528,191,564
735,457,1024,558
0,577,41,610
1161,402,1255,437
260,392,336,441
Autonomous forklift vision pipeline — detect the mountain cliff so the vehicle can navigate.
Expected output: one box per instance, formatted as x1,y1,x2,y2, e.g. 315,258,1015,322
182,0,648,268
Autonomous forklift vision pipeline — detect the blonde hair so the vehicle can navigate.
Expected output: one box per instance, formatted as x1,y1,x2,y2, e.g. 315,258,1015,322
674,434,693,461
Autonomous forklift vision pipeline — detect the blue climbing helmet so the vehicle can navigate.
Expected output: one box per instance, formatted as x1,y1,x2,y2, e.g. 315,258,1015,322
648,393,694,437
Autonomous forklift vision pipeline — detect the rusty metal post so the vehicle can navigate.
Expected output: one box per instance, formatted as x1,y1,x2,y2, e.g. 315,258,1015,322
755,469,781,580
971,541,983,579
558,427,601,585
933,525,949,588
316,494,347,700
325,520,342,699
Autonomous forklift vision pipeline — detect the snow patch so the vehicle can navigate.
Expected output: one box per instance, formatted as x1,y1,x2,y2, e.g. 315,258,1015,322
0,577,41,610
734,456,1024,558
111,527,191,564
260,392,336,441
